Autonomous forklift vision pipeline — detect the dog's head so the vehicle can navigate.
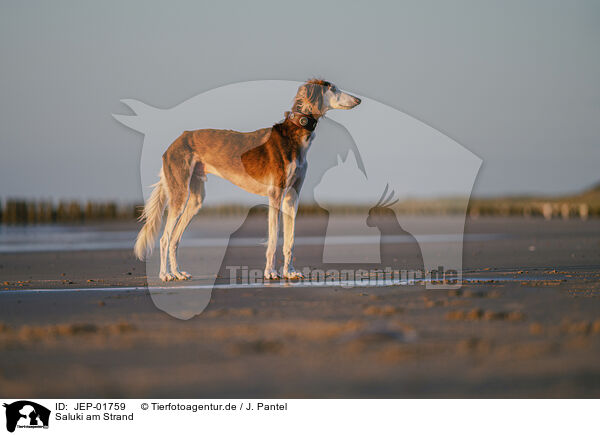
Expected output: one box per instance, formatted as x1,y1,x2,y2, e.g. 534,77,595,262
293,79,361,116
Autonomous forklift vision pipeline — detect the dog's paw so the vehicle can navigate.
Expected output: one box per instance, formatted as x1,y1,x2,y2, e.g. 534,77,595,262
159,272,176,282
264,269,280,280
283,269,304,280
173,270,192,280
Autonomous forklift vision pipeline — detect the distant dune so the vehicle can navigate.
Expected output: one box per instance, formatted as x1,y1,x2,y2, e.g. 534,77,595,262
1,183,599,224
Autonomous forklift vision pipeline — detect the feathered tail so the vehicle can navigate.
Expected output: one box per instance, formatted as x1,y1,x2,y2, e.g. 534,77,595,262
134,169,167,260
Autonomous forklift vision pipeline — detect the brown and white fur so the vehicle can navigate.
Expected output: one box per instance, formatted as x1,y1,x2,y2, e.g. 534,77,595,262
134,79,361,281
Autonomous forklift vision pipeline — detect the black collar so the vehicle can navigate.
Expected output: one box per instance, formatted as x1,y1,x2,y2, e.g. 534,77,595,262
288,111,318,131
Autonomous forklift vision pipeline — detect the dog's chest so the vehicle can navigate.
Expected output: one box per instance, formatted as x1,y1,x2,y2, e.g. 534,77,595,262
285,157,303,187
284,133,312,187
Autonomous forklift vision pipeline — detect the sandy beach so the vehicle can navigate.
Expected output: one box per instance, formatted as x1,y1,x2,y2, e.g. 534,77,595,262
0,215,599,397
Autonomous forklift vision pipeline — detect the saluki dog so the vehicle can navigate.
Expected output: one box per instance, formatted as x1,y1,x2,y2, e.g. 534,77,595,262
134,79,361,281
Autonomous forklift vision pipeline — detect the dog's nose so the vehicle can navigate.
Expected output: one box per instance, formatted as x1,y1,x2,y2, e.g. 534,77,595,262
354,97,361,105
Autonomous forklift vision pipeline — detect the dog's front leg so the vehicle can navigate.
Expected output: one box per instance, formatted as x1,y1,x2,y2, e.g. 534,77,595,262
264,189,283,279
282,188,303,279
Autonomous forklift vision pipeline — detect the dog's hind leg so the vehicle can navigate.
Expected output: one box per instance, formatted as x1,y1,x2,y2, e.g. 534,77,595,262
159,136,195,281
159,199,186,281
264,188,283,279
168,162,206,280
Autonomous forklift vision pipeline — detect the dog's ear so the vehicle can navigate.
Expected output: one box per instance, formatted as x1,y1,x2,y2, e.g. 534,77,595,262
305,83,325,109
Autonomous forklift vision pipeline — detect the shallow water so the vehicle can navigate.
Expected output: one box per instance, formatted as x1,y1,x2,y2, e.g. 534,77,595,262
0,224,506,253
0,274,562,294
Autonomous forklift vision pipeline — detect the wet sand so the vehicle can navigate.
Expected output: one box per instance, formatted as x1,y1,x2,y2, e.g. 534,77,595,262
0,216,599,397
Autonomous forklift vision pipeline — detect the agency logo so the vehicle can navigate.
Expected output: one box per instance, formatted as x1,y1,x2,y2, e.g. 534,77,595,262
114,79,481,319
3,401,50,433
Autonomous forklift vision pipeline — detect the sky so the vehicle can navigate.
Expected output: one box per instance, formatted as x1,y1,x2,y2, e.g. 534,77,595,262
0,0,599,203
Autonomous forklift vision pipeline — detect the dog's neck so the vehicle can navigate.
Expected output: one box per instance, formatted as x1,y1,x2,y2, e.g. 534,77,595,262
285,110,321,132
286,111,319,131
278,111,318,160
